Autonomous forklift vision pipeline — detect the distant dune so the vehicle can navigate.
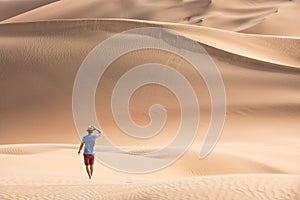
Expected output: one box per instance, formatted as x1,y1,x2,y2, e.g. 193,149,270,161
0,0,57,21
2,0,300,36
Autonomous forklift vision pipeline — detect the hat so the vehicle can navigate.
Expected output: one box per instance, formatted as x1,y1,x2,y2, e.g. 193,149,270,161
86,126,95,132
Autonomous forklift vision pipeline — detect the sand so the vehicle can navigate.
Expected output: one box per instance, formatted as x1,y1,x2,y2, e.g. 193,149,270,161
0,144,299,199
0,0,299,199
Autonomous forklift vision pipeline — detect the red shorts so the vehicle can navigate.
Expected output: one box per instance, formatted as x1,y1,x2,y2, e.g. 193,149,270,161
84,154,95,166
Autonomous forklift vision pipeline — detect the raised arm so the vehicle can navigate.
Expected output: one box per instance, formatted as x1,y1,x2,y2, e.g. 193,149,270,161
92,126,103,136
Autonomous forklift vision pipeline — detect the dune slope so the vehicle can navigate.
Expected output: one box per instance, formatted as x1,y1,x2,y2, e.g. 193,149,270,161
0,19,299,144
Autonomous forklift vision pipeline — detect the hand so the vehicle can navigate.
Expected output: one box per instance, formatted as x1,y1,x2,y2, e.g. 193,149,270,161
92,125,99,131
78,151,81,155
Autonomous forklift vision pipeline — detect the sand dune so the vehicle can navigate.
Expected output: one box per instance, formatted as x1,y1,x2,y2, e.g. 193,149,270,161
2,0,300,36
0,0,57,21
1,0,213,24
242,0,300,36
0,19,299,144
0,0,299,199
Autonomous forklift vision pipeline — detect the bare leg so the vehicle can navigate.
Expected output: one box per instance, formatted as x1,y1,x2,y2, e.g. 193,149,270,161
86,165,91,179
90,165,94,178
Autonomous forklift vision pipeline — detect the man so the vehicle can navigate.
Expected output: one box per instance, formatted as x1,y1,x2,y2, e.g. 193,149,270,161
78,125,102,179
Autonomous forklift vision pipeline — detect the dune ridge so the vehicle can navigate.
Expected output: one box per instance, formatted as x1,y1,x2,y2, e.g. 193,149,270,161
1,18,299,68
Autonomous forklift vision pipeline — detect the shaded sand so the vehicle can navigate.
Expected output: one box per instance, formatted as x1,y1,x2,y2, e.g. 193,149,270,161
0,0,57,21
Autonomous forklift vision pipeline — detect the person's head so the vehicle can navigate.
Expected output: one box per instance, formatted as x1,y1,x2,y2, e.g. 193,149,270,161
86,126,95,134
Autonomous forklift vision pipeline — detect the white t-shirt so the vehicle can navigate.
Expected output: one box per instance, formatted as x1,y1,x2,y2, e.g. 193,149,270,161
82,134,99,154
